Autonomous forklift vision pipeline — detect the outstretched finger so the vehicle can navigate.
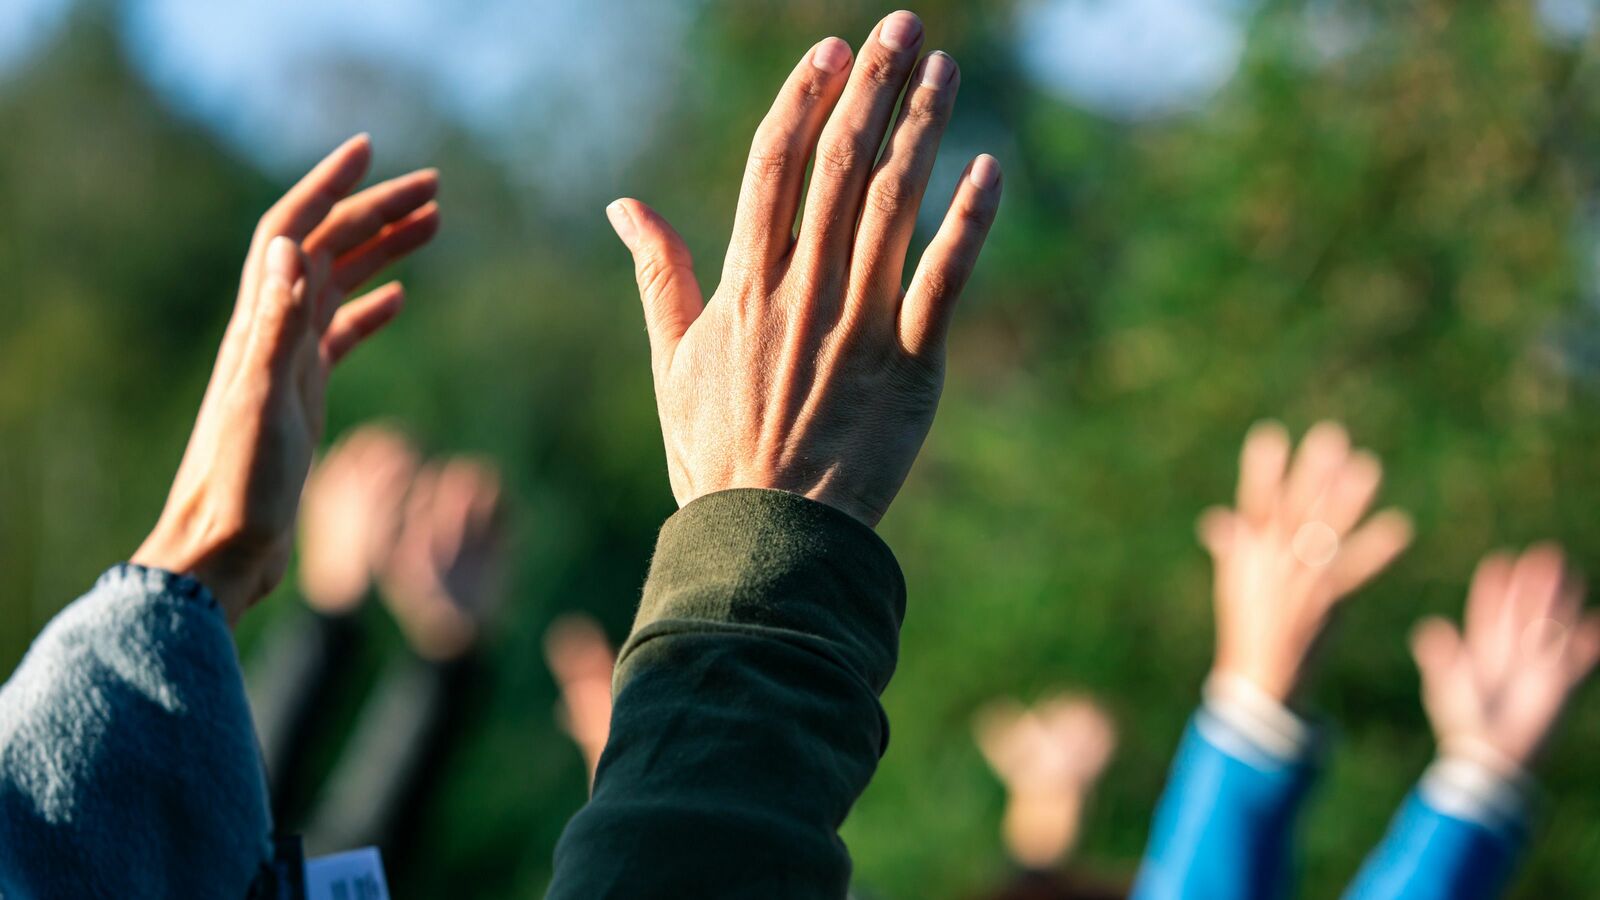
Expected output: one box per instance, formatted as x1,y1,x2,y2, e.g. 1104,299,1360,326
1566,614,1600,685
1315,450,1382,535
322,282,405,367
852,51,960,301
305,168,439,262
1464,551,1517,674
1236,421,1290,526
726,37,854,275
1196,506,1236,558
1411,616,1463,673
1506,543,1567,630
898,154,1002,359
1325,508,1412,600
607,199,705,372
327,202,441,305
1283,421,1350,526
253,135,373,255
972,698,1030,774
795,11,926,278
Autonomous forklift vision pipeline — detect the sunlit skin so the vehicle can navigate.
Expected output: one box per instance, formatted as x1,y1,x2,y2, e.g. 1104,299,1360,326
1412,545,1600,769
544,614,618,787
974,694,1117,870
297,425,420,615
606,10,1003,527
1199,421,1414,703
377,457,507,662
132,135,440,623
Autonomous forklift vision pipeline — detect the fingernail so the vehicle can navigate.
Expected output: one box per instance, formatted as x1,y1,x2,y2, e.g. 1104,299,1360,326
606,201,637,246
879,10,923,51
266,236,298,278
969,154,1001,190
921,51,956,88
813,37,852,74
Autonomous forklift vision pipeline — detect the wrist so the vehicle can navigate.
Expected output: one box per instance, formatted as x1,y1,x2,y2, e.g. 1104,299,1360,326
298,570,370,615
1438,735,1537,781
133,519,280,625
1421,741,1535,828
802,486,882,529
1002,790,1083,870
1202,670,1315,762
1207,661,1297,708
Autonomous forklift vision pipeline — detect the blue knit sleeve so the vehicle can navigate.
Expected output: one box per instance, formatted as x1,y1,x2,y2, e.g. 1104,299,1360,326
0,564,273,898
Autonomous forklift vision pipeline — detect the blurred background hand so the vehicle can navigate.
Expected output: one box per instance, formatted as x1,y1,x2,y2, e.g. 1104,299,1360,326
297,425,419,614
1412,545,1600,770
975,693,1117,869
133,136,438,621
543,614,617,785
1200,421,1413,703
607,10,1001,526
379,458,508,661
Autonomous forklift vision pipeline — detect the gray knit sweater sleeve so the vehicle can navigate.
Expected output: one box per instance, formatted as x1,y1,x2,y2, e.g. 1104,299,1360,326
0,564,272,899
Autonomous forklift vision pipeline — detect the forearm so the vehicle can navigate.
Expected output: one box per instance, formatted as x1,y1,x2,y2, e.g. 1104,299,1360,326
1133,677,1320,900
1344,753,1530,900
305,653,477,854
248,605,363,817
0,565,273,898
547,489,905,899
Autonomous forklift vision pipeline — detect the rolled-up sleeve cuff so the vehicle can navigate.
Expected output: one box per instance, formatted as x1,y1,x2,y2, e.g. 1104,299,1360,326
622,488,906,701
1419,739,1536,831
1199,672,1318,768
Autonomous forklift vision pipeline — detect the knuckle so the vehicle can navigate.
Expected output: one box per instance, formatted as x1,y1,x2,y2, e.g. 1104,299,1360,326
955,198,989,227
814,138,871,181
866,173,918,218
859,53,900,86
903,94,944,126
252,214,283,245
795,71,829,102
746,139,795,181
636,253,680,301
919,267,955,303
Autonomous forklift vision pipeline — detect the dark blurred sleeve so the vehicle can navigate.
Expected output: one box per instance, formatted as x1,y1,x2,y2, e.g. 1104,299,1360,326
0,564,273,899
302,652,478,857
248,606,362,820
546,489,906,900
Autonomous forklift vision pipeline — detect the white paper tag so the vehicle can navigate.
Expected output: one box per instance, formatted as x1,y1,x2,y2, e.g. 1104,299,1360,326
304,847,391,900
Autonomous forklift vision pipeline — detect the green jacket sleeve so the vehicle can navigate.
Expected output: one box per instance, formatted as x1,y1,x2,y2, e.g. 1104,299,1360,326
547,489,907,899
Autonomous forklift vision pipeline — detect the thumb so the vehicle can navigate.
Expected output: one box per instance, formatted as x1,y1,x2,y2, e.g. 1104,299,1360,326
606,199,704,367
1410,616,1463,681
1196,506,1236,559
248,236,314,374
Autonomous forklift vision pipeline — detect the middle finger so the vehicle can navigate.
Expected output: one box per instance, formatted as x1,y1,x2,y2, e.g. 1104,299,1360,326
793,10,925,287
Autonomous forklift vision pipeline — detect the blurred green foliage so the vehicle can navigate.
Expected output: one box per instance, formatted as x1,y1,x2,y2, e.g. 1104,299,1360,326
4,2,1600,898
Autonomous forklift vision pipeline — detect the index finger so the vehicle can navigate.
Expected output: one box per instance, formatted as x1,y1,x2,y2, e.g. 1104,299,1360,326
255,134,373,246
725,37,854,279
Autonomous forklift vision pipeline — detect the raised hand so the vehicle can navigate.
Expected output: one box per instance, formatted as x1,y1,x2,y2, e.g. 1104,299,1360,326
378,458,507,661
297,425,419,614
134,136,440,622
606,10,1002,526
544,614,618,784
1200,421,1414,703
974,694,1117,868
1412,545,1600,769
